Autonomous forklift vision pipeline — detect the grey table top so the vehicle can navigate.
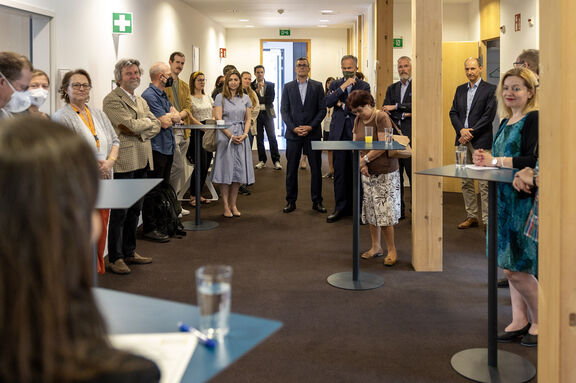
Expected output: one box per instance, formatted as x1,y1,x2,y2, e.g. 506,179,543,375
416,164,516,184
311,140,405,151
96,178,161,209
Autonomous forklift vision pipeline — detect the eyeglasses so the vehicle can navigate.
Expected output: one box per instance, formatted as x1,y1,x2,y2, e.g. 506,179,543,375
513,61,526,68
71,83,91,90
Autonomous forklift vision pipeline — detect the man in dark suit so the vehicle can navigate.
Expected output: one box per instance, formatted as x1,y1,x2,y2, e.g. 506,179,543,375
382,56,412,219
449,57,497,230
280,57,327,214
325,55,370,223
252,65,282,170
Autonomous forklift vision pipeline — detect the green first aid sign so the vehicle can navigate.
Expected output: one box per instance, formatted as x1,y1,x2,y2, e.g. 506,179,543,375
113,12,133,34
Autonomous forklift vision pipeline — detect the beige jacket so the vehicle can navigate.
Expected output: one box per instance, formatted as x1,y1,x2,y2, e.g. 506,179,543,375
103,87,161,172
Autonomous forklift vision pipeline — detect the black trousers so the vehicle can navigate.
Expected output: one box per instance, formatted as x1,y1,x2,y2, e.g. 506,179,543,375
285,138,322,204
107,166,148,263
398,157,412,214
187,130,214,195
142,151,173,233
256,112,280,163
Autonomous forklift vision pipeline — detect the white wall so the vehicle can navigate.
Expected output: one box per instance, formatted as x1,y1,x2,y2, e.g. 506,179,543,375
500,0,539,74
225,27,348,87
1,0,226,112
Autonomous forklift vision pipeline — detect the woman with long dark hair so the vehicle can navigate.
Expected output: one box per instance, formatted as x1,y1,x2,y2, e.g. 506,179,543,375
0,118,159,382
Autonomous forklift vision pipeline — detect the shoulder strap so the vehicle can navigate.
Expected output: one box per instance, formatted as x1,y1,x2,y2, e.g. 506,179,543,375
376,109,403,135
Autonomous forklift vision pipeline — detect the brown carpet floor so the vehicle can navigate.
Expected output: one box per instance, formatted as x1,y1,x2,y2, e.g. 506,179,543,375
99,152,537,383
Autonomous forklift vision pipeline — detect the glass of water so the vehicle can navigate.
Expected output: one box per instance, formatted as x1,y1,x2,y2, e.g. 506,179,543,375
384,127,393,146
196,265,233,338
456,145,467,168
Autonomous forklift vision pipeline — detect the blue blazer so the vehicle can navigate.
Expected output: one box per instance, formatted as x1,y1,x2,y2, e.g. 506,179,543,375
449,79,497,149
383,80,412,137
326,78,370,140
281,78,327,141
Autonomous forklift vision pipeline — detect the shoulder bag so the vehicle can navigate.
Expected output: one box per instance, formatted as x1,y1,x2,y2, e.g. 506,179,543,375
388,119,412,159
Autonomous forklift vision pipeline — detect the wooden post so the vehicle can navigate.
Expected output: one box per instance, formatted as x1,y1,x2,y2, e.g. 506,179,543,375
375,0,393,108
538,1,576,381
411,0,443,271
357,15,363,71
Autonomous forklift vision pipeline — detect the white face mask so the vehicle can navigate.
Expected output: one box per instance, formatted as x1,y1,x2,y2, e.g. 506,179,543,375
0,71,31,113
29,87,49,107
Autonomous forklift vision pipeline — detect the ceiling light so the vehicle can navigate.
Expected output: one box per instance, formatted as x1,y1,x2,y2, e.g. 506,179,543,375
239,19,249,22
318,25,328,28
245,25,255,28
321,10,335,15
319,19,329,22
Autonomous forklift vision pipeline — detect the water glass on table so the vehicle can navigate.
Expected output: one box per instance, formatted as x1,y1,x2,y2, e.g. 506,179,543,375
364,126,373,144
384,127,393,147
196,265,232,339
455,145,467,168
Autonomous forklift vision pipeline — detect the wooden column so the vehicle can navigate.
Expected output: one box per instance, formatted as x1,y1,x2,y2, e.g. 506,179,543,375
375,0,393,107
411,0,443,271
539,1,576,382
357,15,363,71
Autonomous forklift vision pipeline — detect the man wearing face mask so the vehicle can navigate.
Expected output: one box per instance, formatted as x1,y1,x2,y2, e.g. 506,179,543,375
325,55,370,223
0,52,33,119
141,62,181,242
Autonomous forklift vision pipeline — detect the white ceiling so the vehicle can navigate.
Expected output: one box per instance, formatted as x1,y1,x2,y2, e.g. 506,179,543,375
182,0,473,29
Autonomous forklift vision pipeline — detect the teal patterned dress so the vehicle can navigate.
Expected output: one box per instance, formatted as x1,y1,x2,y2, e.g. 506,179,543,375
493,115,538,275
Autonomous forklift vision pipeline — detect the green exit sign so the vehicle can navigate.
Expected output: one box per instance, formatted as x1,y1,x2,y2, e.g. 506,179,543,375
113,12,133,34
393,37,403,48
280,29,291,36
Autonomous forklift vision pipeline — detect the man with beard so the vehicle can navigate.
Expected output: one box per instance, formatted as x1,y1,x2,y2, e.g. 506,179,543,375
382,56,412,219
103,58,161,274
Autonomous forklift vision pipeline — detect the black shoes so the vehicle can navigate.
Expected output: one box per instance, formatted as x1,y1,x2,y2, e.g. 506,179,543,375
143,230,169,243
312,202,327,213
497,323,530,342
327,210,346,223
283,201,296,213
520,333,538,347
497,278,510,288
239,185,251,195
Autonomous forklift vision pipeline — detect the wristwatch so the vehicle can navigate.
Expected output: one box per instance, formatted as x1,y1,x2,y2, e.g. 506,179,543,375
363,155,370,164
491,158,498,167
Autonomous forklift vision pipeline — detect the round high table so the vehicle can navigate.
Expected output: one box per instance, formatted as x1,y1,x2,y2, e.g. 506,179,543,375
311,140,405,291
181,124,226,231
417,165,536,383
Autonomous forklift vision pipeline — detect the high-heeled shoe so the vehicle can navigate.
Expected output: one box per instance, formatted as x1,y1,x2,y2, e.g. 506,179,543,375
497,323,531,342
361,250,383,259
384,252,397,266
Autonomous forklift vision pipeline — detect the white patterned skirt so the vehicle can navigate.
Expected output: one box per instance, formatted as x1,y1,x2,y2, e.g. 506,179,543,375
361,170,401,227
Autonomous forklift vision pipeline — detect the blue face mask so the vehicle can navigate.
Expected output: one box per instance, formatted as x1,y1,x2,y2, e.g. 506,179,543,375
164,76,173,87
0,71,31,113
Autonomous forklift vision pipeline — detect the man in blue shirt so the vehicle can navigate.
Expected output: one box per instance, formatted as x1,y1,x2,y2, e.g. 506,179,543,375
141,62,181,242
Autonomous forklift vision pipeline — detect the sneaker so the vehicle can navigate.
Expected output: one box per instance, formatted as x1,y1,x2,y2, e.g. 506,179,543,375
125,252,153,265
255,161,266,169
109,259,131,274
181,208,190,216
273,161,283,170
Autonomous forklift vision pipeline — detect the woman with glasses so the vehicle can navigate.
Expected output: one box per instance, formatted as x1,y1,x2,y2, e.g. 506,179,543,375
53,69,119,274
186,71,214,206
473,67,539,347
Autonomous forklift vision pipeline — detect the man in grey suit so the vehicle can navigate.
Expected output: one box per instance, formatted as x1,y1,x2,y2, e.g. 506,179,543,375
103,58,161,274
449,57,497,230
280,57,327,213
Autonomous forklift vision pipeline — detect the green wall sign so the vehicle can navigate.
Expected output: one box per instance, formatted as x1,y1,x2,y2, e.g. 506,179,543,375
113,12,133,34
280,29,291,36
393,37,403,48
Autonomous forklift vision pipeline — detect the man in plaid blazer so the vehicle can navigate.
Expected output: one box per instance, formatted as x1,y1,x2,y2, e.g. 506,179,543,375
103,58,161,275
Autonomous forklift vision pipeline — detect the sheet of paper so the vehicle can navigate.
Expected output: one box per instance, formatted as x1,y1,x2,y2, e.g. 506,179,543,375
465,165,499,170
109,333,197,383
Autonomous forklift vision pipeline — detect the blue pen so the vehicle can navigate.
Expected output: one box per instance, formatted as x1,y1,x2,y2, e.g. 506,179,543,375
177,321,216,348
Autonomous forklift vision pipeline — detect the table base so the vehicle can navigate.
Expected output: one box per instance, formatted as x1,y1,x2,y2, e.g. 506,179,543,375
451,348,536,383
182,220,219,231
326,271,384,290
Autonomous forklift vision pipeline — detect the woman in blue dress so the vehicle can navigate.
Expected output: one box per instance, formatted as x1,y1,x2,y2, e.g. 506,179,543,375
473,67,539,346
212,70,255,217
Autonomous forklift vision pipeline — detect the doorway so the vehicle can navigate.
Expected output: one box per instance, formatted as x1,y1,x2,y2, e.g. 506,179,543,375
260,39,310,149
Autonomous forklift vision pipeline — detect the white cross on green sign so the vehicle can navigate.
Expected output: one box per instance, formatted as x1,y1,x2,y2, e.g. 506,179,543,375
113,12,133,34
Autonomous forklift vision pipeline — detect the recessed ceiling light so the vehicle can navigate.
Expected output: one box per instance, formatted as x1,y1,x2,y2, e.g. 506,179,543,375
321,10,335,15
245,25,255,28
318,25,328,28
239,19,249,22
319,19,329,22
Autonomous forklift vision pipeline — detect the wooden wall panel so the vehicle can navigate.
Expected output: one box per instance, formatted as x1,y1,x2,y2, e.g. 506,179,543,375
411,0,443,271
538,1,576,382
375,0,393,107
479,0,500,41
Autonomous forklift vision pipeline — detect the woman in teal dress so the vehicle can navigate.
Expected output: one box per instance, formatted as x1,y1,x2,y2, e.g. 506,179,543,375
473,67,539,346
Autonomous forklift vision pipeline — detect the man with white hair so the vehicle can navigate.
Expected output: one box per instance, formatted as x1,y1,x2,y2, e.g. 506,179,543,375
141,61,182,241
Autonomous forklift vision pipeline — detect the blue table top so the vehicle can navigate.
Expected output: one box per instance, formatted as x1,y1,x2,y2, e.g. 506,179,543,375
311,140,405,150
416,164,516,184
94,288,282,383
